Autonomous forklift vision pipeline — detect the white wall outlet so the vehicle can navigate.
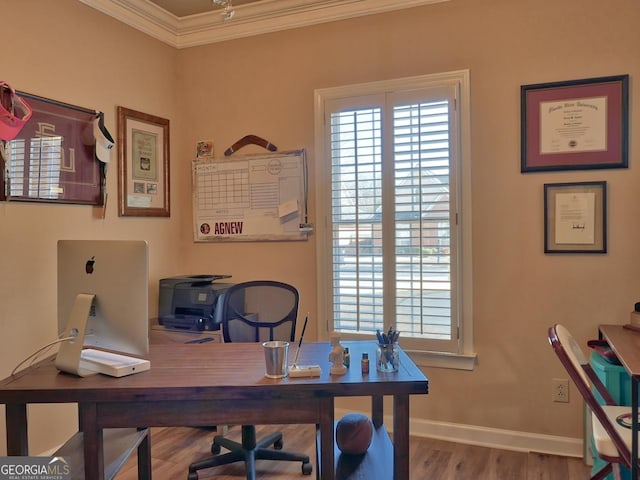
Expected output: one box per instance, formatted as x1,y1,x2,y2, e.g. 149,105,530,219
552,378,570,403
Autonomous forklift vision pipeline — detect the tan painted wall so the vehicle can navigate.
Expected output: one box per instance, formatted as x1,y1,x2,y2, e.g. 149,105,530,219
0,0,183,453
2,0,640,456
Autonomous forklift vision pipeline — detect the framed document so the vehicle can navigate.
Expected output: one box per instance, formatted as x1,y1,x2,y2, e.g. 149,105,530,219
544,181,606,254
117,106,170,217
521,75,628,172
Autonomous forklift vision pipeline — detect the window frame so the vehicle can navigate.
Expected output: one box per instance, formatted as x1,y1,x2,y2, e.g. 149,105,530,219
314,70,475,370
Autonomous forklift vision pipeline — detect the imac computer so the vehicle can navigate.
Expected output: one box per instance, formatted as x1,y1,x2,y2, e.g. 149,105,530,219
55,240,150,377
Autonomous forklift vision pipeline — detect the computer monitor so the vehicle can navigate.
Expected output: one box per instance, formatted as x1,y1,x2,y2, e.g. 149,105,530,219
55,240,149,376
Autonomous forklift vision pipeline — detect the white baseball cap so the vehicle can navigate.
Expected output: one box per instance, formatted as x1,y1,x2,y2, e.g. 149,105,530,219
94,111,114,163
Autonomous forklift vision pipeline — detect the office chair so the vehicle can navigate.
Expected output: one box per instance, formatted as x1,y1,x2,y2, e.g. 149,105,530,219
188,280,313,480
548,324,635,480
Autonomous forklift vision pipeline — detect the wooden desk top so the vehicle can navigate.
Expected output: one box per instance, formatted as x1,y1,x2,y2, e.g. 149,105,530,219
599,324,640,377
0,341,428,404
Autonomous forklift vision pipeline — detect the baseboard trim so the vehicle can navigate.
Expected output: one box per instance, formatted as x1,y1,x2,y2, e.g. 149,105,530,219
334,408,583,458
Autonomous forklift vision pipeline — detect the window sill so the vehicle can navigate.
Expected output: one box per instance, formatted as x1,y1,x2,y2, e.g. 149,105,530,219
406,349,477,371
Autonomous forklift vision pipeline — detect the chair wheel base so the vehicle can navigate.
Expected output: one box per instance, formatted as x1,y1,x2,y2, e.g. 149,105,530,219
274,438,283,450
302,461,313,475
187,471,198,480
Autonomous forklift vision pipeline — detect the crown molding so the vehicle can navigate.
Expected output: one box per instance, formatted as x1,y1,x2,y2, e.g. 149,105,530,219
78,0,449,48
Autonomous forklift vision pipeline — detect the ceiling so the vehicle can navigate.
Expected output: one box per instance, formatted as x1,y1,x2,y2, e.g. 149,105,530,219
149,0,263,18
78,0,448,48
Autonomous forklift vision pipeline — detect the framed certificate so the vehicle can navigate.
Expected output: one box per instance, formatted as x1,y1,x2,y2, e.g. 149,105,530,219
521,75,628,172
117,106,170,217
544,181,606,254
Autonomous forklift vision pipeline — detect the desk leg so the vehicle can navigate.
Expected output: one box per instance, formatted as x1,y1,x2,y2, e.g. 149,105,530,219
5,403,28,456
633,377,638,480
372,395,384,428
319,397,335,480
137,428,152,480
79,403,104,480
393,394,410,480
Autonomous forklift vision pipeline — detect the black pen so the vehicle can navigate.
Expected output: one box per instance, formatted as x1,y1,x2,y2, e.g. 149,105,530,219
292,313,309,367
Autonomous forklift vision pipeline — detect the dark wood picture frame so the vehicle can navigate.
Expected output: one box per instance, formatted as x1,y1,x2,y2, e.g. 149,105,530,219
2,92,103,205
117,106,170,217
521,75,628,172
544,181,607,254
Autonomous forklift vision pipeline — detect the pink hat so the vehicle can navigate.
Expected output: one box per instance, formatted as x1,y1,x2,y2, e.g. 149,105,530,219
0,81,32,141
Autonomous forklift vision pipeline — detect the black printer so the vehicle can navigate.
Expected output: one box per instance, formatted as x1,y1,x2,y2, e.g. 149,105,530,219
158,275,233,331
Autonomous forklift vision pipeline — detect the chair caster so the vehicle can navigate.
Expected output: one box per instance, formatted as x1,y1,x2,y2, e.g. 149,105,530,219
302,461,313,475
187,471,198,480
274,438,283,450
211,443,221,454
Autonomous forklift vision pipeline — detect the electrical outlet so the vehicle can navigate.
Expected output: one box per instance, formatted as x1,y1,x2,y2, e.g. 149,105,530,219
552,378,570,403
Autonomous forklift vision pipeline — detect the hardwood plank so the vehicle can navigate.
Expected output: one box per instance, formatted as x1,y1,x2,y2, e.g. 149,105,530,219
448,443,492,479
489,448,527,479
115,425,592,480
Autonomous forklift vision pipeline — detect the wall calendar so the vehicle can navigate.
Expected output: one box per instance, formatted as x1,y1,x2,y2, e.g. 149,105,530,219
192,150,309,242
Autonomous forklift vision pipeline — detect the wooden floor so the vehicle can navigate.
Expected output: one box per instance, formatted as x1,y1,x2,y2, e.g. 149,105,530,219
115,424,592,480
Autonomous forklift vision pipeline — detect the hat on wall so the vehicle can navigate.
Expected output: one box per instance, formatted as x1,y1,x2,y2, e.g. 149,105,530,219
0,81,32,141
94,111,115,163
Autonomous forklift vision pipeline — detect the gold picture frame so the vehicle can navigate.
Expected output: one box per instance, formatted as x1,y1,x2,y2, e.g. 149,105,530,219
117,106,170,217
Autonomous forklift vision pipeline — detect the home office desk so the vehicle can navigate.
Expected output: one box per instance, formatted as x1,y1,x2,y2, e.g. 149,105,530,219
598,324,640,479
0,341,428,480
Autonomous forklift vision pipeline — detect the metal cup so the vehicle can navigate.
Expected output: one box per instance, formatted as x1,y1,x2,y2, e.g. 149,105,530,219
263,341,289,378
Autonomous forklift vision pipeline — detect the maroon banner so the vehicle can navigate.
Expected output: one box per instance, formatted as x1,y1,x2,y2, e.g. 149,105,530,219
7,92,103,205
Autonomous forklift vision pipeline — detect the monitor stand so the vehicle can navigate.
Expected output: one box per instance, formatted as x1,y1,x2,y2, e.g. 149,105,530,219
55,294,151,377
55,293,97,377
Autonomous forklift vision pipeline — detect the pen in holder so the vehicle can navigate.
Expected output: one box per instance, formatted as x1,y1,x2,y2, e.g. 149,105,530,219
289,313,322,378
376,328,400,373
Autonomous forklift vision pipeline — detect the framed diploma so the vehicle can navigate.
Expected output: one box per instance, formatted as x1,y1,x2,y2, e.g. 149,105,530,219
117,106,170,217
544,181,606,254
521,75,628,172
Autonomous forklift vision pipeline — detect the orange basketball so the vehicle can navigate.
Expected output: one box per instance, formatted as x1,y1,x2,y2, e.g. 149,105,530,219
335,413,373,455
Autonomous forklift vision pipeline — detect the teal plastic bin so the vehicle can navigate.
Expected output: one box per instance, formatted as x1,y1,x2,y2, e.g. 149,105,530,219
589,351,631,480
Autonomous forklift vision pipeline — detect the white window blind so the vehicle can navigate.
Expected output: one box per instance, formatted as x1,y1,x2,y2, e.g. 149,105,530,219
316,72,472,359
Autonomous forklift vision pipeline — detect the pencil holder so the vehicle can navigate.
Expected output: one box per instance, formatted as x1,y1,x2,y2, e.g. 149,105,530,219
376,343,399,373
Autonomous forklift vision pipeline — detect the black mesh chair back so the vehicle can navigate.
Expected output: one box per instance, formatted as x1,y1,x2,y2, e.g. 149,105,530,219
221,280,298,343
188,280,312,480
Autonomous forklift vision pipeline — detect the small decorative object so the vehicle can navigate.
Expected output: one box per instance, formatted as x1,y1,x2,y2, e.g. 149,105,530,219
196,140,214,158
376,327,400,372
329,331,347,375
335,413,373,455
361,353,369,375
343,347,350,368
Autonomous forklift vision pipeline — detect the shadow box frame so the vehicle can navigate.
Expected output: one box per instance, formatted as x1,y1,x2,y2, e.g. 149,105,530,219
521,75,629,173
544,181,607,254
117,106,170,217
1,91,103,205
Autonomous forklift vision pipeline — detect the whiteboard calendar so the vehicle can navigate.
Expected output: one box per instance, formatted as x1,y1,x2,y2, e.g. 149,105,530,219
192,150,308,242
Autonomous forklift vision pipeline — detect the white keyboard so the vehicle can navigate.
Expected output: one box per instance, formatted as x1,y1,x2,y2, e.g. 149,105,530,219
80,349,150,377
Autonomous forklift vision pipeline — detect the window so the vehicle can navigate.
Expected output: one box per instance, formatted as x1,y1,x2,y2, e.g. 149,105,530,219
315,71,474,369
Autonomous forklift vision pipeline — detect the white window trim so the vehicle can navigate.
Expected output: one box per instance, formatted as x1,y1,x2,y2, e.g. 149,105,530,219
314,70,476,370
